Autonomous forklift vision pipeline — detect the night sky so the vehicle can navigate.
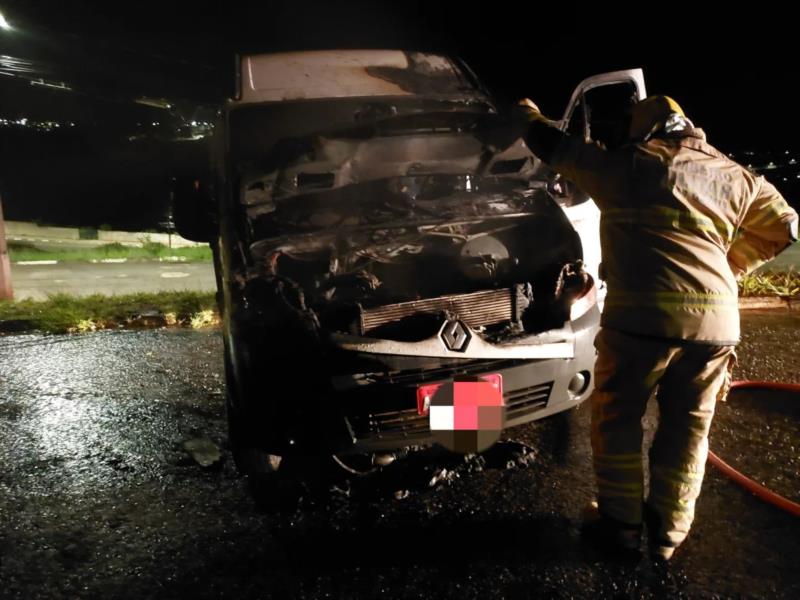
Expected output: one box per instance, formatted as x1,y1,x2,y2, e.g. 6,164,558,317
0,1,796,228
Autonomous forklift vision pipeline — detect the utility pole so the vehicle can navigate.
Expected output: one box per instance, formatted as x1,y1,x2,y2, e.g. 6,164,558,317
0,194,13,300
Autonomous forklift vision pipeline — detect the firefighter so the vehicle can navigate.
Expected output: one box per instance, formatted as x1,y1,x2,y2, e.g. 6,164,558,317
517,95,798,560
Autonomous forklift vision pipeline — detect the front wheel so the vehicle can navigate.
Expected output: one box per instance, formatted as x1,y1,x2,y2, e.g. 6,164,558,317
224,341,287,506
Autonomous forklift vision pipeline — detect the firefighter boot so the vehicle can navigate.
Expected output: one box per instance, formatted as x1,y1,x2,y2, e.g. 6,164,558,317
581,501,642,558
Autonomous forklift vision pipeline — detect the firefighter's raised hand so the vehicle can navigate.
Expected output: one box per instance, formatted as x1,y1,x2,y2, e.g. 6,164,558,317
517,98,541,113
515,98,548,123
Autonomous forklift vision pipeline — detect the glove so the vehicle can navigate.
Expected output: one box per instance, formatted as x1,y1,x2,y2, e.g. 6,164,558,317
516,98,547,123
474,99,545,153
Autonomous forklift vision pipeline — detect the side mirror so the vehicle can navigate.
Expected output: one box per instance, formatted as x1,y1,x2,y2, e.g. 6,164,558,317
172,177,217,243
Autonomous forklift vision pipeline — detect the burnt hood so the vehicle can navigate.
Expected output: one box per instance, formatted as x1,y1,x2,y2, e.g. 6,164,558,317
247,175,554,238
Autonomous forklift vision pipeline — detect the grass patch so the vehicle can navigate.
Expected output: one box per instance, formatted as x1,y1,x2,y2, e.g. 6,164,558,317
8,241,212,263
739,269,800,297
0,291,219,334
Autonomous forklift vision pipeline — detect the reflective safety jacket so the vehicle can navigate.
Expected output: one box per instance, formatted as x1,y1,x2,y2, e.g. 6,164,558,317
525,123,799,344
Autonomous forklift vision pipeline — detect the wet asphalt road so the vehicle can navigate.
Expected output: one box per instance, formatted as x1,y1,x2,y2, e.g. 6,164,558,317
1,312,799,599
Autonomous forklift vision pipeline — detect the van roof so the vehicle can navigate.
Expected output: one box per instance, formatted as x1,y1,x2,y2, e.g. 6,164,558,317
235,50,484,104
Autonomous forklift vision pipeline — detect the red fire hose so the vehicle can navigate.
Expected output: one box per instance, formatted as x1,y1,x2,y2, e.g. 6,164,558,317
708,380,800,517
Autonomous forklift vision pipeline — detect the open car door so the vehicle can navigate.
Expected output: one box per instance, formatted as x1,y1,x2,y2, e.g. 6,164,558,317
560,68,647,142
554,69,647,303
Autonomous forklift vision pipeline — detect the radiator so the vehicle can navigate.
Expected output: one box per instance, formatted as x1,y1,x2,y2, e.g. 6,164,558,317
360,287,523,334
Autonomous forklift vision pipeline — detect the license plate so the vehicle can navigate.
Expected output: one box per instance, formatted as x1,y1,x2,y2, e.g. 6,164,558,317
419,374,505,453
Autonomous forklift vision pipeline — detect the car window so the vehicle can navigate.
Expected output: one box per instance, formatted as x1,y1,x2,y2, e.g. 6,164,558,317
577,82,639,149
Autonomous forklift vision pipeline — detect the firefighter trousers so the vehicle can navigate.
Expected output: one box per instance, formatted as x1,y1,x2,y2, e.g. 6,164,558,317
590,327,736,548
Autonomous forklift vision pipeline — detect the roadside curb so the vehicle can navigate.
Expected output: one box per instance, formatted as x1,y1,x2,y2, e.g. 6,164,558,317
738,297,799,310
0,312,220,335
12,257,202,265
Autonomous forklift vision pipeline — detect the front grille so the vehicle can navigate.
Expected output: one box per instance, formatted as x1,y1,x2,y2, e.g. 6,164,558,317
375,358,528,386
348,380,554,442
505,382,553,420
360,288,518,334
349,407,428,441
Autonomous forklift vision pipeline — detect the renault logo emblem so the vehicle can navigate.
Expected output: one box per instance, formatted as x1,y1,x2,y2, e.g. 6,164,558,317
441,320,471,352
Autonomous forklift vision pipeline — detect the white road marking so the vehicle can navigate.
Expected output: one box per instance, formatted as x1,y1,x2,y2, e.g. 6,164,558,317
15,260,59,265
160,272,190,279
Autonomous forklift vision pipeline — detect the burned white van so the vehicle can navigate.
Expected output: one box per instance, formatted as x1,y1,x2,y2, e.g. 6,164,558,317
174,50,646,485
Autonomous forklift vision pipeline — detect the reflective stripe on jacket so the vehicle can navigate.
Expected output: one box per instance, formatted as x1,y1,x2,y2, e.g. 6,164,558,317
525,123,798,344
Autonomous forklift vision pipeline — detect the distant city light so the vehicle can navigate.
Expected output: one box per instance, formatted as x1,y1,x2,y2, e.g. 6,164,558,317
0,116,78,131
0,11,11,31
0,113,213,138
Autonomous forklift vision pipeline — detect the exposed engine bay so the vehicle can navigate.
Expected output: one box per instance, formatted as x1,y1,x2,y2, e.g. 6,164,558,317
237,175,589,345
